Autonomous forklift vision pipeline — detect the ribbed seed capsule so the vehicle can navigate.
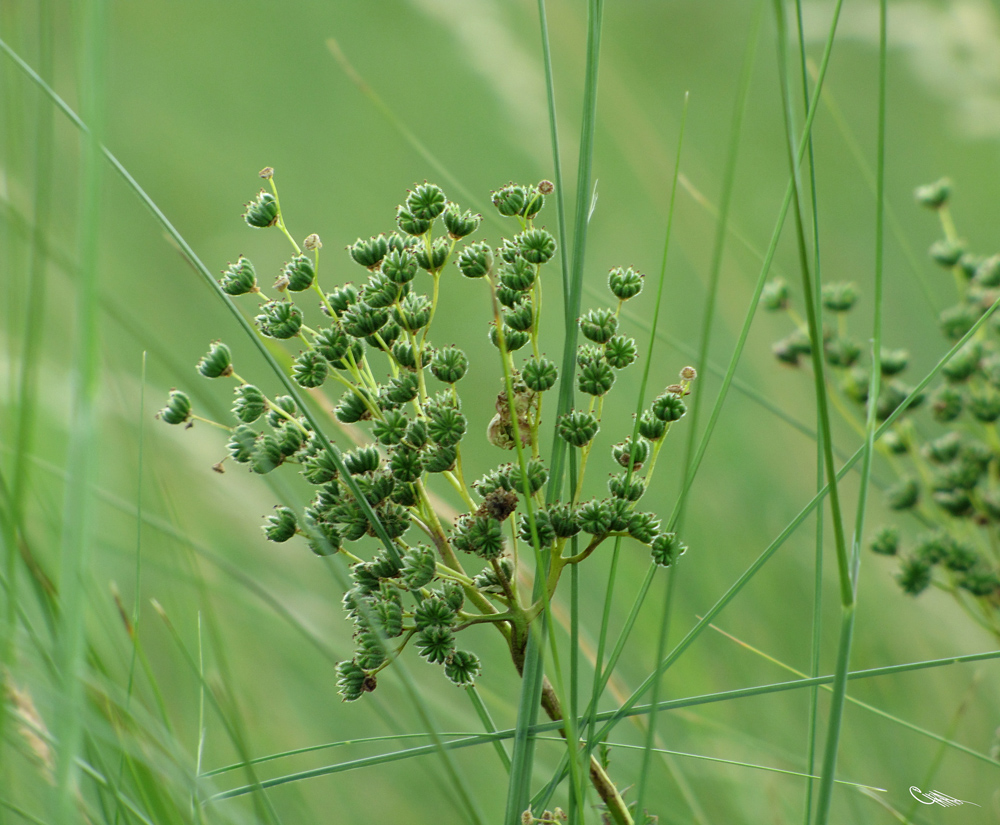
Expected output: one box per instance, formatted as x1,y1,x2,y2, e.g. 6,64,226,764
219,256,258,295
197,341,233,378
233,384,266,423
283,254,315,291
430,346,469,383
457,241,493,278
608,266,643,300
243,190,278,228
256,301,304,339
348,235,389,269
263,506,298,542
443,205,480,238
406,183,447,220
158,389,192,425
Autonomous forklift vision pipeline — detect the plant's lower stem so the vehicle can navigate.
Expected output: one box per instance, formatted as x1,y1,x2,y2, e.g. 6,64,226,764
511,646,632,825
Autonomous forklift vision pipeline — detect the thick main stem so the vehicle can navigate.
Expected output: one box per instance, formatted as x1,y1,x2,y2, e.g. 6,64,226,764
511,643,632,825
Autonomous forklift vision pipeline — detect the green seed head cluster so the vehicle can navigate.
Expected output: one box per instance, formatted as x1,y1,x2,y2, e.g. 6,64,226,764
159,171,697,701
765,181,1000,629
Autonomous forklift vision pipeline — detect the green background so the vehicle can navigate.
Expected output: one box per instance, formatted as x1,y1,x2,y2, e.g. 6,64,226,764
3,1,1000,822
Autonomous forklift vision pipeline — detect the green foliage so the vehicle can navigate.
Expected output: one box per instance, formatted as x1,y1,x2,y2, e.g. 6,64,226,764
770,184,1000,632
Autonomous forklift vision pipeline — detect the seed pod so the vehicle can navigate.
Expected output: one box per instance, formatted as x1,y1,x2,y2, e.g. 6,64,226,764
608,266,643,301
394,293,433,332
522,357,557,392
335,389,374,424
518,509,555,547
456,241,493,278
256,301,304,339
402,544,436,589
263,506,298,542
233,384,266,423
824,338,861,369
498,257,537,291
930,385,963,423
158,389,192,425
343,445,380,475
415,237,451,273
243,190,278,228
283,254,316,292
604,335,638,369
579,308,618,344
939,304,981,340
896,556,932,595
914,178,951,209
427,406,467,447
197,341,233,378
886,477,920,510
759,278,788,310
388,445,423,483
508,459,548,495
227,425,256,464
373,409,409,445
326,283,359,317
821,282,858,312
382,248,418,284
651,392,686,422
547,502,581,538
929,239,964,267
219,256,258,295
396,205,431,236
503,300,534,333
250,434,284,474
430,346,469,383
651,533,687,567
336,660,371,702
451,514,504,560
880,348,909,376
407,183,447,220
360,272,401,309
313,326,350,363
348,235,389,269
870,526,900,556
578,500,612,536
444,651,481,686
492,184,528,217
609,473,646,502
488,324,530,352
293,350,329,388
386,372,420,405
628,512,660,545
342,302,388,338
414,596,456,630
443,204,480,239
516,228,556,264
415,625,455,664
558,410,599,447
424,444,457,473
578,361,615,396
638,410,666,441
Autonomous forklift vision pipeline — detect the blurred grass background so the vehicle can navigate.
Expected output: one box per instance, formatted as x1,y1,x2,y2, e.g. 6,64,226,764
2,0,1000,822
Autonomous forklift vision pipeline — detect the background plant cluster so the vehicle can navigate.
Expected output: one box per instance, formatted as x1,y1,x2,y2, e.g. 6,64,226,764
3,2,1000,824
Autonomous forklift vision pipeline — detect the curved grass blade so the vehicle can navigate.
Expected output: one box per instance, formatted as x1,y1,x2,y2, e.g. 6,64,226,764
208,647,1000,802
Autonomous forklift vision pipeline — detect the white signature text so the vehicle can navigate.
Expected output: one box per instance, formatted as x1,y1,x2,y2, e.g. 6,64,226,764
909,786,980,807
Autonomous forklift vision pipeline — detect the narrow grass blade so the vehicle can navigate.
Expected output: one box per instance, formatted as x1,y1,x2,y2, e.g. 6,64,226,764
53,3,108,820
